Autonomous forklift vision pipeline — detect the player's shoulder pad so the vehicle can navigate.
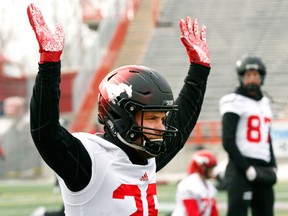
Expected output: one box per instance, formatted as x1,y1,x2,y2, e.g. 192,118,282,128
72,132,94,140
219,93,242,115
73,132,120,151
262,96,271,104
219,93,237,106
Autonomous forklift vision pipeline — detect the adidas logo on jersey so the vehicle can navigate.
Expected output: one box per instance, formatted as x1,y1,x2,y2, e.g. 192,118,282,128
139,172,148,181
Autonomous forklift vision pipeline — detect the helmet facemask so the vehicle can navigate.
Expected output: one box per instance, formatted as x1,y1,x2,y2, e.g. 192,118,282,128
238,74,262,94
126,104,178,156
110,100,178,157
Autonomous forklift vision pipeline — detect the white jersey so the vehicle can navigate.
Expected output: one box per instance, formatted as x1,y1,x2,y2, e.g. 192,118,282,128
57,132,158,216
219,93,272,162
172,173,217,216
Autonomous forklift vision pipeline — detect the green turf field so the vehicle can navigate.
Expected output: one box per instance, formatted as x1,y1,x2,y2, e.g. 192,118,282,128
157,180,288,216
0,179,287,216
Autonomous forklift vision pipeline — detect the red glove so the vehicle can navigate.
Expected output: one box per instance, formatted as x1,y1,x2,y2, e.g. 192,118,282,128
27,3,64,63
179,16,210,67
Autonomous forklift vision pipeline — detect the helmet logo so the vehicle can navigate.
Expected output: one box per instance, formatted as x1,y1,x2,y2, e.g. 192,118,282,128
245,63,259,71
104,82,132,104
163,100,174,106
194,155,209,165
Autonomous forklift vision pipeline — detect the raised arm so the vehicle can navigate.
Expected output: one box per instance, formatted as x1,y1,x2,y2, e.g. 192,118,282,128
156,17,210,171
28,3,91,191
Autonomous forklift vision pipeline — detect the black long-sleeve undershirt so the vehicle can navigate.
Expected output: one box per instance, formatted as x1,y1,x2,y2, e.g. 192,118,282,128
156,63,209,171
222,112,251,171
30,62,91,191
30,62,209,191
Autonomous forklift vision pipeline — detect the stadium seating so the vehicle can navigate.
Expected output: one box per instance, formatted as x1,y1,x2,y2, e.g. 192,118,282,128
140,0,288,121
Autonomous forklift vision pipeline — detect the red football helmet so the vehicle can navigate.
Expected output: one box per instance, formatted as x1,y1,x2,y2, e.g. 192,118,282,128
188,150,217,177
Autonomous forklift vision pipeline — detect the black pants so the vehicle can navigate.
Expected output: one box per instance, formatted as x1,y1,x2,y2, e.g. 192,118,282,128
45,205,65,216
225,161,274,216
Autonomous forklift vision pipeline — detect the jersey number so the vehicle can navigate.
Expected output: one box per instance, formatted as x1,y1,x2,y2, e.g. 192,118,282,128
246,115,270,143
113,183,157,216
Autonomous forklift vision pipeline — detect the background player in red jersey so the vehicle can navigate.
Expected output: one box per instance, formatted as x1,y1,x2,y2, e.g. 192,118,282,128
0,145,5,161
219,54,277,216
172,149,219,216
27,3,211,215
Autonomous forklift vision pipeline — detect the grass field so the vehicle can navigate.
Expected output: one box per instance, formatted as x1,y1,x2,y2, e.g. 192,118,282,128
157,180,288,216
0,179,287,216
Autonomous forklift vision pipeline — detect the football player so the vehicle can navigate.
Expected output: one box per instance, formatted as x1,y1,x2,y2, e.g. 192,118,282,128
0,145,5,161
172,150,219,216
219,54,277,216
27,3,211,215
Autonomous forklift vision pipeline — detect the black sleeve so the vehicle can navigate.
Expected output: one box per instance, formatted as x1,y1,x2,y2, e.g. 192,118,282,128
156,63,210,171
268,134,277,167
30,62,91,191
222,112,250,171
